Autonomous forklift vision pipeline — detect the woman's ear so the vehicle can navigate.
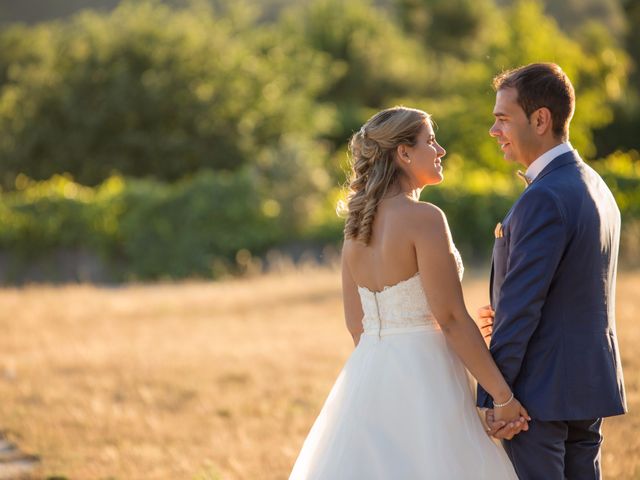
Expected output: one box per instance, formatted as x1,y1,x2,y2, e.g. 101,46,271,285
396,144,411,164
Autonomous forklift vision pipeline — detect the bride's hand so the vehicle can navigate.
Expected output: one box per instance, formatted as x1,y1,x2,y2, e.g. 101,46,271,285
493,396,530,433
485,409,528,440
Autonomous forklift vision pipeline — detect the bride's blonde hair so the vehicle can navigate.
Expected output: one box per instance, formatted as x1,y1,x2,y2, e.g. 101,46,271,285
342,106,431,245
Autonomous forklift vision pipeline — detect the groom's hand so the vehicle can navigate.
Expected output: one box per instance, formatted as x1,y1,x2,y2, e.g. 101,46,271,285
485,409,528,440
477,305,495,346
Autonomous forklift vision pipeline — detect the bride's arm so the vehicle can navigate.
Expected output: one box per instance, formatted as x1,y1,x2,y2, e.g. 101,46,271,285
412,203,528,423
341,242,364,346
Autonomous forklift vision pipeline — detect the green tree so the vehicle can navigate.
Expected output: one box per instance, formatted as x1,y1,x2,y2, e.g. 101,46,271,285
280,0,433,145
395,0,498,58
507,0,626,42
0,0,333,187
594,0,640,155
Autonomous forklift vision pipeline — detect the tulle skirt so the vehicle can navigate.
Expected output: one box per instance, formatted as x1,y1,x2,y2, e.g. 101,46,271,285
289,326,517,479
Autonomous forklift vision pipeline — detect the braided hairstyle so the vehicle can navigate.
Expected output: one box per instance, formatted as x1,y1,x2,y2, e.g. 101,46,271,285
343,106,431,245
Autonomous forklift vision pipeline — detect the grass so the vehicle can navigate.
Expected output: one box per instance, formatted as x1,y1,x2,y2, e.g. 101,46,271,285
0,267,638,479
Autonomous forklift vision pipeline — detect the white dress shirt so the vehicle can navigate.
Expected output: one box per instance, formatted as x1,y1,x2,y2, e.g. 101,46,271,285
524,142,573,183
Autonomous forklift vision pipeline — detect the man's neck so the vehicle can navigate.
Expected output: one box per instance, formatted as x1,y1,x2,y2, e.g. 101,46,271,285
521,139,565,168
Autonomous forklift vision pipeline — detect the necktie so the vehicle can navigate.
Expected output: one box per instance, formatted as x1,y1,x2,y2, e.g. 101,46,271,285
516,170,532,187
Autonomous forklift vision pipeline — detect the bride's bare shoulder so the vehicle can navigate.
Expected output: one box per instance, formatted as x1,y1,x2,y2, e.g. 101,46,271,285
402,201,448,230
341,237,366,258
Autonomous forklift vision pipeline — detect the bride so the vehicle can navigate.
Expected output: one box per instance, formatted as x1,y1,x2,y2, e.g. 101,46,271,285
289,106,528,479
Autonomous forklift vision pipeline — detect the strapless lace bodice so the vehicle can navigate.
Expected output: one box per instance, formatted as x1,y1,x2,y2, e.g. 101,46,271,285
357,248,464,336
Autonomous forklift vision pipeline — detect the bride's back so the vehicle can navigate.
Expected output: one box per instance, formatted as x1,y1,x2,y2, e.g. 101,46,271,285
343,196,422,292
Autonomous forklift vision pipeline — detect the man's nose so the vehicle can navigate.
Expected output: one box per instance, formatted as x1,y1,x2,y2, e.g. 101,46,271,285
489,122,500,137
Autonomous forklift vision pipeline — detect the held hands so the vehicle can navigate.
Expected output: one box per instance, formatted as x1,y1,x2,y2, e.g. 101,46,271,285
476,305,530,439
485,397,531,440
493,394,530,424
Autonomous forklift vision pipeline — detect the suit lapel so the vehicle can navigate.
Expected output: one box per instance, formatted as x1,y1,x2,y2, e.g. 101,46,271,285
489,261,495,308
528,150,581,187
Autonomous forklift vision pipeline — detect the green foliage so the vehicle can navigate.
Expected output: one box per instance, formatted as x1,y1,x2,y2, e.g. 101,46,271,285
0,0,632,188
283,0,430,104
0,119,337,281
518,0,627,42
419,164,520,262
255,134,333,235
119,169,281,279
593,0,640,155
594,150,640,219
0,175,121,257
623,0,640,88
0,0,333,187
396,0,498,58
0,171,282,280
0,0,637,280
279,0,433,143
594,149,640,264
427,189,516,262
1,148,638,281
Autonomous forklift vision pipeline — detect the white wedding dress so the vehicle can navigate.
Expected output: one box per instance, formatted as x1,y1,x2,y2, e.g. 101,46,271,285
289,250,517,479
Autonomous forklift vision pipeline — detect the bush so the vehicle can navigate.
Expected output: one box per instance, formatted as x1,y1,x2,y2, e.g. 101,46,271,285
0,170,284,281
119,170,285,279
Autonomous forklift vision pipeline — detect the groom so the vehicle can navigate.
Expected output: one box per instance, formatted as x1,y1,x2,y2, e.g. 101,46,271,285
476,63,627,479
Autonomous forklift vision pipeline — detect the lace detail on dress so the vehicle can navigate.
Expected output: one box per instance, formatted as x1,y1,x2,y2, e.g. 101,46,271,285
357,247,464,335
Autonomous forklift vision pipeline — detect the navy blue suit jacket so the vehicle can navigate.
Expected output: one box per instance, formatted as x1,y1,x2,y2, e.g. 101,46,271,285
477,150,627,421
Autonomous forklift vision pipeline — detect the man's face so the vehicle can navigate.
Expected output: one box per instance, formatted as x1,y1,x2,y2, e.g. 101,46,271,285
489,87,538,167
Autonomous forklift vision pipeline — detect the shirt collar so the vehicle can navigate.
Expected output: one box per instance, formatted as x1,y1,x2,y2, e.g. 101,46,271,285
525,142,573,182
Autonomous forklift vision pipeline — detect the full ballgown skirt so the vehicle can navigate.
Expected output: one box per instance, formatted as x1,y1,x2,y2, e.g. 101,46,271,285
289,251,517,479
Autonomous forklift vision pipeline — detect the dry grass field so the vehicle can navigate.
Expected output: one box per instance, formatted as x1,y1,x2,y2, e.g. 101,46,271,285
0,267,638,479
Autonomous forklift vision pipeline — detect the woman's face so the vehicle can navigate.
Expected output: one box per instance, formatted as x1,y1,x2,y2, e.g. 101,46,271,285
404,122,446,186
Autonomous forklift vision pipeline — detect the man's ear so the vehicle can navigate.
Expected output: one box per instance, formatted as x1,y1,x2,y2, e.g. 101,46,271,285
533,107,552,136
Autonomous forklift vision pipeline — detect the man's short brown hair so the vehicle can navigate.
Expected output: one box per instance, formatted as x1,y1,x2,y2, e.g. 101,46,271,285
493,63,575,141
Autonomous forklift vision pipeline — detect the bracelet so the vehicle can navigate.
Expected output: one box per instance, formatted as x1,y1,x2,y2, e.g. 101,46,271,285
493,392,515,408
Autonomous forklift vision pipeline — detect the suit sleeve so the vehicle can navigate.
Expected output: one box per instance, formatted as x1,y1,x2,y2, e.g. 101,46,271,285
478,187,567,407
